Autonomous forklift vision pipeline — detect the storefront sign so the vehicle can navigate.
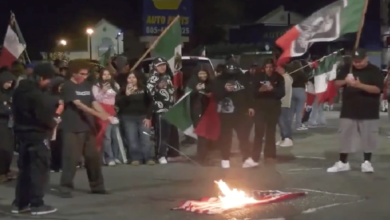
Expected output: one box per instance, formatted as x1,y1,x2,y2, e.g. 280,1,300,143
143,0,193,36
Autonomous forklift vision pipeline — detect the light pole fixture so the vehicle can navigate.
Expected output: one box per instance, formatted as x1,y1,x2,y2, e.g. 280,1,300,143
115,31,122,55
86,28,94,60
59,39,67,46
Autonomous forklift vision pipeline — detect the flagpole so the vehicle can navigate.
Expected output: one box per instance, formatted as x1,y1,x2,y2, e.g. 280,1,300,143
349,0,369,72
130,15,181,72
287,48,344,75
10,11,31,63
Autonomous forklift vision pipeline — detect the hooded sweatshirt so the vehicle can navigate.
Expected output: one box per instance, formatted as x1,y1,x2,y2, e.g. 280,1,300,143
186,74,212,126
252,71,285,112
212,69,252,115
0,71,15,124
146,71,175,114
12,80,57,140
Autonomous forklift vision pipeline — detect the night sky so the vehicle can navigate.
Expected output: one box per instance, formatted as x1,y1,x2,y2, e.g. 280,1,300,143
0,0,367,60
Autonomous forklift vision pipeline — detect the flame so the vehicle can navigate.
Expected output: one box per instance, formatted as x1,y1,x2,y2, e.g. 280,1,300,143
215,180,259,209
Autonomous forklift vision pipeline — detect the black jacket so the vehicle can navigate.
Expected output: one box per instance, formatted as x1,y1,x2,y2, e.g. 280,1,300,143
187,75,213,126
12,80,57,140
0,71,15,123
252,72,285,111
146,71,175,114
212,71,252,115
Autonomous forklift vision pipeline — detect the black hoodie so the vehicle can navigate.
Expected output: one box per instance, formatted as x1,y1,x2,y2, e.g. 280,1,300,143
0,71,15,123
252,71,285,111
212,69,252,115
12,79,57,140
186,72,213,126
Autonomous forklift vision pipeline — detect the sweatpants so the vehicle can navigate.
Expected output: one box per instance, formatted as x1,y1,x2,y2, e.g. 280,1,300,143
153,113,171,158
13,139,50,208
167,125,180,158
219,113,251,161
0,123,14,176
60,132,104,192
253,106,280,161
50,130,63,171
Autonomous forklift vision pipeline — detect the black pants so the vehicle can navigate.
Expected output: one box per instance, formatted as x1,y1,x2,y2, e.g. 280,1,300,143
167,125,180,158
219,113,251,160
60,132,104,192
253,108,280,161
50,130,63,171
197,137,212,161
153,113,171,158
13,139,50,208
0,123,13,175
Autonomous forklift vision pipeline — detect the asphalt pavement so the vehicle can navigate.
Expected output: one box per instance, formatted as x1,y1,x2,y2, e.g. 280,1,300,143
1,111,390,220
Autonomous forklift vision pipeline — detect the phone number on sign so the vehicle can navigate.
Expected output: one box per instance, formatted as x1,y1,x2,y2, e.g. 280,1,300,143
145,26,190,35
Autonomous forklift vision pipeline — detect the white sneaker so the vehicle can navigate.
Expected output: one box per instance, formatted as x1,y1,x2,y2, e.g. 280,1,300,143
276,140,283,146
280,138,293,147
158,157,168,164
296,125,308,131
108,161,116,166
221,160,230,169
327,161,351,173
115,159,122,164
242,158,259,168
361,161,374,173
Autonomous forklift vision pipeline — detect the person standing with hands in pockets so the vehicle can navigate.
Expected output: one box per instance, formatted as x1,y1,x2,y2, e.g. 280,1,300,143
116,71,154,166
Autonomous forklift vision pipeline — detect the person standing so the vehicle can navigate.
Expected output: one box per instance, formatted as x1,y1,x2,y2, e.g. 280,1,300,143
327,48,383,173
146,57,175,164
0,69,16,183
59,60,110,197
116,71,154,165
212,61,258,168
252,60,285,164
187,65,214,164
275,66,294,147
11,63,60,215
290,65,308,131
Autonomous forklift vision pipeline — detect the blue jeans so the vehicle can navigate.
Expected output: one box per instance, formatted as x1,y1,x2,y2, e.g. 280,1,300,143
278,107,292,140
120,115,152,161
103,124,120,162
291,88,306,129
308,97,327,125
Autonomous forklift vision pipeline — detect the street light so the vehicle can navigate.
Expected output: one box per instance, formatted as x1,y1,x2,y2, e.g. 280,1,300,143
86,28,94,60
59,39,67,46
115,31,122,55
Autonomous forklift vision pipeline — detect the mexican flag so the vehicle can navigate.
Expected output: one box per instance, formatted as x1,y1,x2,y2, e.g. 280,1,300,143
0,13,26,68
306,54,339,105
162,90,220,140
152,17,182,88
276,0,366,66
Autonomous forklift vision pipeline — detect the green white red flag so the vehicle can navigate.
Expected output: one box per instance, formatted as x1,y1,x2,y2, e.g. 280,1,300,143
276,0,366,66
306,54,339,105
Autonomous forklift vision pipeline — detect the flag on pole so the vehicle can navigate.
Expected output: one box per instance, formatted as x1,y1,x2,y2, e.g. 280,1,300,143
276,0,366,66
306,54,339,105
0,13,26,68
99,46,112,67
200,46,206,57
162,90,220,140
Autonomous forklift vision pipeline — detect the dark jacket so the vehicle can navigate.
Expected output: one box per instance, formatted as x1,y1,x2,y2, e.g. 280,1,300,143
252,71,285,111
146,71,175,114
187,75,213,126
12,80,57,140
0,71,15,123
212,71,252,115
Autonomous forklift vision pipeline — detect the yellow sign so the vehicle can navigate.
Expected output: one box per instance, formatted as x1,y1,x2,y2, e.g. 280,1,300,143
152,0,182,10
146,16,189,25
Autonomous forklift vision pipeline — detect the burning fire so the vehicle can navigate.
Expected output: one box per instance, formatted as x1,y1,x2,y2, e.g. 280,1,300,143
215,180,259,209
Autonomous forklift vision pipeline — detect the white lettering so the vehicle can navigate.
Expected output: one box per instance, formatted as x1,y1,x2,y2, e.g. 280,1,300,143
75,91,91,96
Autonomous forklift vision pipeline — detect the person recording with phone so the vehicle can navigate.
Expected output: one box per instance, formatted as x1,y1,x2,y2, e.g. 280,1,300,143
11,63,60,215
212,61,258,169
116,71,154,166
251,59,285,165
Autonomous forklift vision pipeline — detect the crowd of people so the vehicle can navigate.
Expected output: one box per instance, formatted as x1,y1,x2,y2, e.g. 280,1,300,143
0,47,384,215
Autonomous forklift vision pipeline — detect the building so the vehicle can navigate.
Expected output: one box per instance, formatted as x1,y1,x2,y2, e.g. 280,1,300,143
43,19,124,61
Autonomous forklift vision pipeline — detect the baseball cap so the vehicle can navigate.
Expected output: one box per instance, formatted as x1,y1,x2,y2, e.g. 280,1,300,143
34,63,57,79
351,48,367,60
